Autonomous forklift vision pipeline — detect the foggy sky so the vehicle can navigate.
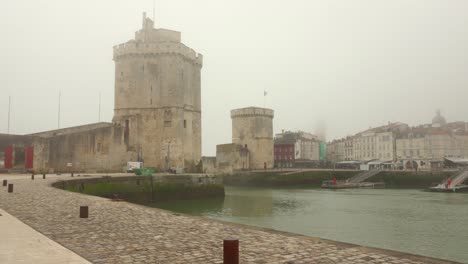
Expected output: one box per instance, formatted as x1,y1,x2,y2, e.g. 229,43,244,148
1,0,468,155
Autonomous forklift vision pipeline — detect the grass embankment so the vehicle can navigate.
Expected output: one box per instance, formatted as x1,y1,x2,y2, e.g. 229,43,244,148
225,170,456,189
58,177,224,203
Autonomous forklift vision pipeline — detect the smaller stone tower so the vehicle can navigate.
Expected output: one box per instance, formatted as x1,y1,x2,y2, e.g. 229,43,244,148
231,107,274,169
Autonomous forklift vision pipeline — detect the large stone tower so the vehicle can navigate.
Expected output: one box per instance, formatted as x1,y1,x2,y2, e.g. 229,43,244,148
231,107,274,169
113,13,203,170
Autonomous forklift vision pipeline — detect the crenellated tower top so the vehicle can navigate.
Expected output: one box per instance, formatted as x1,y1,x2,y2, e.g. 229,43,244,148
113,12,203,66
231,107,274,119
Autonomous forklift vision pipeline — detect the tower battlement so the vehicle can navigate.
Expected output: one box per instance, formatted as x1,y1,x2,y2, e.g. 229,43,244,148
113,42,203,65
231,107,274,119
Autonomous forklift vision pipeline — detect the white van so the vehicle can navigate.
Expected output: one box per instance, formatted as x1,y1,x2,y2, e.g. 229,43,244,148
126,162,143,172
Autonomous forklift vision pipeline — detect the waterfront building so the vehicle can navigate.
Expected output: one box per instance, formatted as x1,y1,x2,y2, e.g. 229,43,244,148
344,136,354,161
274,141,295,168
327,111,468,170
274,131,322,167
326,139,345,163
396,112,468,170
327,122,407,163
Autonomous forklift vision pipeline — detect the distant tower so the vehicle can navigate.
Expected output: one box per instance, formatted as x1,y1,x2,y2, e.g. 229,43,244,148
113,13,203,170
231,107,274,169
432,109,447,128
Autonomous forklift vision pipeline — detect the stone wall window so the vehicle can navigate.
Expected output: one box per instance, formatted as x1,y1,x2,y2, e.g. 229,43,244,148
124,120,130,144
163,110,172,127
183,120,187,128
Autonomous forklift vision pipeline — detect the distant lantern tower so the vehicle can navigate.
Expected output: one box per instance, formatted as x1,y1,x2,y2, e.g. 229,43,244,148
113,13,203,170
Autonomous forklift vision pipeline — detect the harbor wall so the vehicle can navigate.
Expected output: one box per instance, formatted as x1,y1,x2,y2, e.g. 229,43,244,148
53,174,224,203
224,170,457,188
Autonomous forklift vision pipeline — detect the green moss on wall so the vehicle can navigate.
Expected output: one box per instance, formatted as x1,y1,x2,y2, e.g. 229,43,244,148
225,170,456,189
57,177,224,204
224,171,359,187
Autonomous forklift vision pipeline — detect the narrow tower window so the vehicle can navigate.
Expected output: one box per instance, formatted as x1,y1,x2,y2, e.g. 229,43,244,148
124,120,130,144
184,120,187,128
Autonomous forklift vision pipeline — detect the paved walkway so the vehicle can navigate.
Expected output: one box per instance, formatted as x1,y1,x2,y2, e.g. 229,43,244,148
0,174,460,264
0,208,90,264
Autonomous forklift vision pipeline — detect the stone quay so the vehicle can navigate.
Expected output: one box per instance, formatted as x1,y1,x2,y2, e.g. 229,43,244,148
0,175,459,264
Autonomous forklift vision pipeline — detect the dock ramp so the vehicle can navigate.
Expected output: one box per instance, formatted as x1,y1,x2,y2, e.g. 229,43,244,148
347,170,382,183
430,170,468,192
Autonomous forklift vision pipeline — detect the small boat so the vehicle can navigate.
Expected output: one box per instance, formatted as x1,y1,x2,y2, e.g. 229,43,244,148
321,180,385,189
429,184,468,193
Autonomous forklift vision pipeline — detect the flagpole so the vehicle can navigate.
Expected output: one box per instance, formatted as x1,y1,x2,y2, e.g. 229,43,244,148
58,91,61,129
7,96,11,134
98,92,101,122
153,0,156,22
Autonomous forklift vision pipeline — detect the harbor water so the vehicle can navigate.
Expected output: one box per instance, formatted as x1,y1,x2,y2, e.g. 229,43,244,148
154,186,468,263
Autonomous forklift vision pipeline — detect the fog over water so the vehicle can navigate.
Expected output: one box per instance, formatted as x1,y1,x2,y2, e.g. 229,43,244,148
1,0,468,155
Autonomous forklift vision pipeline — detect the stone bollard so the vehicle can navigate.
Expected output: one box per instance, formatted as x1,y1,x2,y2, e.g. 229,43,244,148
223,238,239,264
43,174,46,179
80,206,88,218
8,184,13,193
3,180,7,186
31,174,35,180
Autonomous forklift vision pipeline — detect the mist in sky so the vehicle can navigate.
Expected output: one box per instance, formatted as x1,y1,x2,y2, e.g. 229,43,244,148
1,0,468,155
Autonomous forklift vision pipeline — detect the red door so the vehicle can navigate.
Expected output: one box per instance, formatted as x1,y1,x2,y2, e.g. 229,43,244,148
4,145,13,169
25,146,34,170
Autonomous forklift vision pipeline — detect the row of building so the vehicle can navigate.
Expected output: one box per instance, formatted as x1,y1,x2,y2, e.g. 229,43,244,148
271,111,468,170
326,111,468,170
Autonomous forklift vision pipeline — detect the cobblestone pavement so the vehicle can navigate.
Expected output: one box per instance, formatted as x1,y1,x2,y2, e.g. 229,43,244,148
0,176,459,264
0,208,90,264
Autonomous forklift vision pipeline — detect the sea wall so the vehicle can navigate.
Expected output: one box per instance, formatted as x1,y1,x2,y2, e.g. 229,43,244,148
224,170,457,188
53,174,224,203
368,171,456,188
